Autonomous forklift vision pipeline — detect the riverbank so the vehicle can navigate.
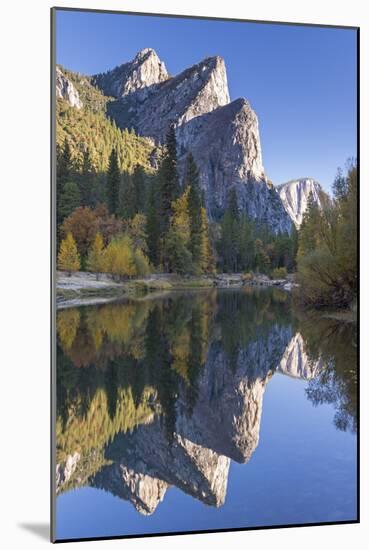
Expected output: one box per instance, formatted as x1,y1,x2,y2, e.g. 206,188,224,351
56,271,298,309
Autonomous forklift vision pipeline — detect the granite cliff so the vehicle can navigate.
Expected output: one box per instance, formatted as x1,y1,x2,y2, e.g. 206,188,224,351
56,66,83,109
56,51,332,232
90,49,292,232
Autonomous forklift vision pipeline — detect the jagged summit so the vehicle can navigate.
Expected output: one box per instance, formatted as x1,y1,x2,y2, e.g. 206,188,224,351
92,48,169,98
105,52,230,144
277,178,325,228
134,47,157,60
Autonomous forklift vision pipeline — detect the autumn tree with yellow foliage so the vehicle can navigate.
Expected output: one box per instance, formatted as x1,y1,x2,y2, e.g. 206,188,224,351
103,235,151,280
58,232,81,276
86,232,105,280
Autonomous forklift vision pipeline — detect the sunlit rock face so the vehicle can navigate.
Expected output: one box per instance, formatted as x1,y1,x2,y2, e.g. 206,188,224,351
92,48,169,98
277,178,324,228
56,66,83,109
278,332,323,380
92,418,230,513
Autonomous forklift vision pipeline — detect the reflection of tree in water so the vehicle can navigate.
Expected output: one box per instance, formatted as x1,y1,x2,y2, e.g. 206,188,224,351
105,361,118,420
56,293,214,452
298,312,357,432
144,305,177,443
185,305,204,415
57,308,80,351
217,288,293,371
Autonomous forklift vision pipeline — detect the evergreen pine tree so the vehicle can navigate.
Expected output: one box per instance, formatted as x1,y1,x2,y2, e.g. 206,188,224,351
221,187,240,272
132,164,146,213
79,148,93,207
238,213,254,271
186,154,203,271
121,173,136,219
59,181,81,220
228,186,239,222
107,147,120,215
57,138,73,190
146,184,161,267
57,138,74,231
159,124,180,236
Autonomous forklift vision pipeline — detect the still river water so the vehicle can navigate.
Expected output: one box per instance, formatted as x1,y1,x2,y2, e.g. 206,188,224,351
55,288,357,540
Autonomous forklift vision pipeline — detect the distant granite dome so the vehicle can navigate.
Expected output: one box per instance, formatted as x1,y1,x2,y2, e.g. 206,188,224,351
277,178,325,228
278,332,323,380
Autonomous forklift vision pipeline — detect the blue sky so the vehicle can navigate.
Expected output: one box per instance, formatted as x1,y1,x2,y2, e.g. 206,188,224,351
56,9,357,192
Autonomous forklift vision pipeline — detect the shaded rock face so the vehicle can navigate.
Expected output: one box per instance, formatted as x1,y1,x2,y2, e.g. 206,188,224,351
277,178,324,228
176,323,293,463
177,99,292,230
278,332,323,380
92,464,168,515
105,54,230,143
92,48,169,98
56,66,83,109
90,49,291,233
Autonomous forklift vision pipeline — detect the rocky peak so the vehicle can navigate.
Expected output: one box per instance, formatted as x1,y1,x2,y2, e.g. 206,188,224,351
56,66,83,109
105,53,230,144
102,51,291,232
92,48,168,98
277,178,325,228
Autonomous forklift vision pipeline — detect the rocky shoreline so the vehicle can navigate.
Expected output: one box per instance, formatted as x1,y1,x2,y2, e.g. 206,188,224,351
56,271,298,309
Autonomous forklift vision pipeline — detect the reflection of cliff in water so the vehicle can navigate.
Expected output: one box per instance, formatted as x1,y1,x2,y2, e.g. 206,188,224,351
91,321,292,514
55,289,357,513
278,332,323,380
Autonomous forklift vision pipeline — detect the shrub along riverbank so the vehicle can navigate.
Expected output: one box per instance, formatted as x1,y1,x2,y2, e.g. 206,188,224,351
296,161,357,312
